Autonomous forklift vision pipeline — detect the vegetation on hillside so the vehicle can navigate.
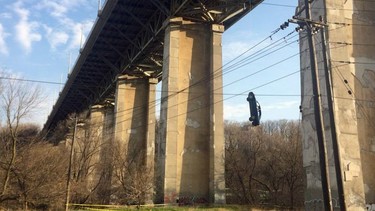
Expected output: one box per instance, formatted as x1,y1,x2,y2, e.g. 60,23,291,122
0,79,304,210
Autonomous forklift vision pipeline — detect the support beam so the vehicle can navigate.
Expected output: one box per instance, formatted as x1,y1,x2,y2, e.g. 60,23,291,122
159,17,225,204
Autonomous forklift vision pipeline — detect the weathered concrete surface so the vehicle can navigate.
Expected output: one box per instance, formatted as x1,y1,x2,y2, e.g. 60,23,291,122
114,75,157,203
90,104,114,204
350,0,375,205
158,17,225,204
299,0,375,209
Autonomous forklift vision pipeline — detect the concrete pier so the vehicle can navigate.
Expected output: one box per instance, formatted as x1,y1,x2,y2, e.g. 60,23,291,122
114,75,157,203
299,0,375,209
90,104,114,204
158,17,225,204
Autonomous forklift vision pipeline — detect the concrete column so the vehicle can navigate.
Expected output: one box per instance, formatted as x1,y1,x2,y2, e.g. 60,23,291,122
209,24,226,204
146,78,158,204
159,17,225,204
114,75,157,203
90,103,114,204
299,0,369,209
89,105,105,200
350,0,375,206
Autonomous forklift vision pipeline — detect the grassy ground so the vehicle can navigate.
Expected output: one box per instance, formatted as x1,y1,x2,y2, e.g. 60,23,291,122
71,204,296,211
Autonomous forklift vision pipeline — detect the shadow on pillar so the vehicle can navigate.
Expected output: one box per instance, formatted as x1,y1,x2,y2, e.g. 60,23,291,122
179,23,211,205
352,0,375,204
157,19,225,205
113,79,154,205
96,105,115,205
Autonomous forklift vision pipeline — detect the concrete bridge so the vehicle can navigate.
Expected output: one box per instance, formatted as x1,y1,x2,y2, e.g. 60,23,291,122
43,0,375,209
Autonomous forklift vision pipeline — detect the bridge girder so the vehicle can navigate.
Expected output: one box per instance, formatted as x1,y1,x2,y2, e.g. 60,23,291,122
43,0,264,132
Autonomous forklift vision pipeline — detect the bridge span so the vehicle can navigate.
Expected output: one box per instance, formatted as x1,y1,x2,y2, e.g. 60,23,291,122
44,0,262,130
44,0,263,204
43,0,375,209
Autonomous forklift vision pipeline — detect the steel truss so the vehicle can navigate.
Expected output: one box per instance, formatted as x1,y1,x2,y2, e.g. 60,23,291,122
44,0,263,132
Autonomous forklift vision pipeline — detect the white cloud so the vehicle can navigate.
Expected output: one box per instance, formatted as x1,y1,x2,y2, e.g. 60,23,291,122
0,23,9,55
36,0,89,18
223,41,252,61
262,101,299,111
224,100,300,122
224,103,249,121
36,1,68,18
222,37,275,64
13,1,42,53
0,12,12,19
35,0,95,51
66,20,94,50
44,25,69,50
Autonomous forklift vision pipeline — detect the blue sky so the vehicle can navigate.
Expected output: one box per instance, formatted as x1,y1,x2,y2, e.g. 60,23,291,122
0,0,300,126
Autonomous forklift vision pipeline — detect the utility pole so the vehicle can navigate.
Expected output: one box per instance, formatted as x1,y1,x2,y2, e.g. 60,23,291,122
302,0,333,210
290,1,346,210
320,16,346,210
65,116,78,211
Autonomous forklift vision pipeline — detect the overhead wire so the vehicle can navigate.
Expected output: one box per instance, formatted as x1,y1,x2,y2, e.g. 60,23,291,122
310,31,375,132
62,10,375,136
14,19,303,135
85,51,302,131
88,40,307,132
85,68,304,139
82,28,301,122
100,1,372,137
108,39,301,124
0,28,300,133
25,19,362,132
262,2,375,13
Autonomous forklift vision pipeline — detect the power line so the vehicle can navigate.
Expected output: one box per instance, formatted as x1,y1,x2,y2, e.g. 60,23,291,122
262,2,375,13
38,20,304,132
0,77,63,85
72,69,303,138
3,27,299,130
110,47,302,122
61,28,300,122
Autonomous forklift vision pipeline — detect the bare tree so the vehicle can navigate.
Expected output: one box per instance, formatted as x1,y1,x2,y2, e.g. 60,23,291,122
12,140,68,210
0,79,43,202
64,114,106,204
225,121,264,204
111,140,154,207
225,120,304,208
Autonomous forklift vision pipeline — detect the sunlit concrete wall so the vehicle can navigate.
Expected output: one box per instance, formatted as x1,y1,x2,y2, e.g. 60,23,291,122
299,0,375,209
158,17,225,204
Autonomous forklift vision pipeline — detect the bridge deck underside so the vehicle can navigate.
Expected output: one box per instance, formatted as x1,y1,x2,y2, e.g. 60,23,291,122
44,0,263,131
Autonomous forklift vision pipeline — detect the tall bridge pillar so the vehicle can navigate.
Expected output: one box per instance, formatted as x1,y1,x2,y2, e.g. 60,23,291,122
300,0,375,209
114,75,157,203
159,17,225,204
90,104,114,204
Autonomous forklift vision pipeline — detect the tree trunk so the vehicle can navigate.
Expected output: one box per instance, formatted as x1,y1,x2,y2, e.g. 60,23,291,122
2,136,16,195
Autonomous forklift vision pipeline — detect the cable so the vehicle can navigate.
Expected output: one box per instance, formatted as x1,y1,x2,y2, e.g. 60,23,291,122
0,77,63,85
330,41,375,47
43,27,293,119
307,32,375,131
331,64,375,128
57,33,306,130
82,30,301,122
262,2,375,13
110,46,302,124
42,21,302,133
69,64,309,134
328,22,375,27
78,69,303,138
